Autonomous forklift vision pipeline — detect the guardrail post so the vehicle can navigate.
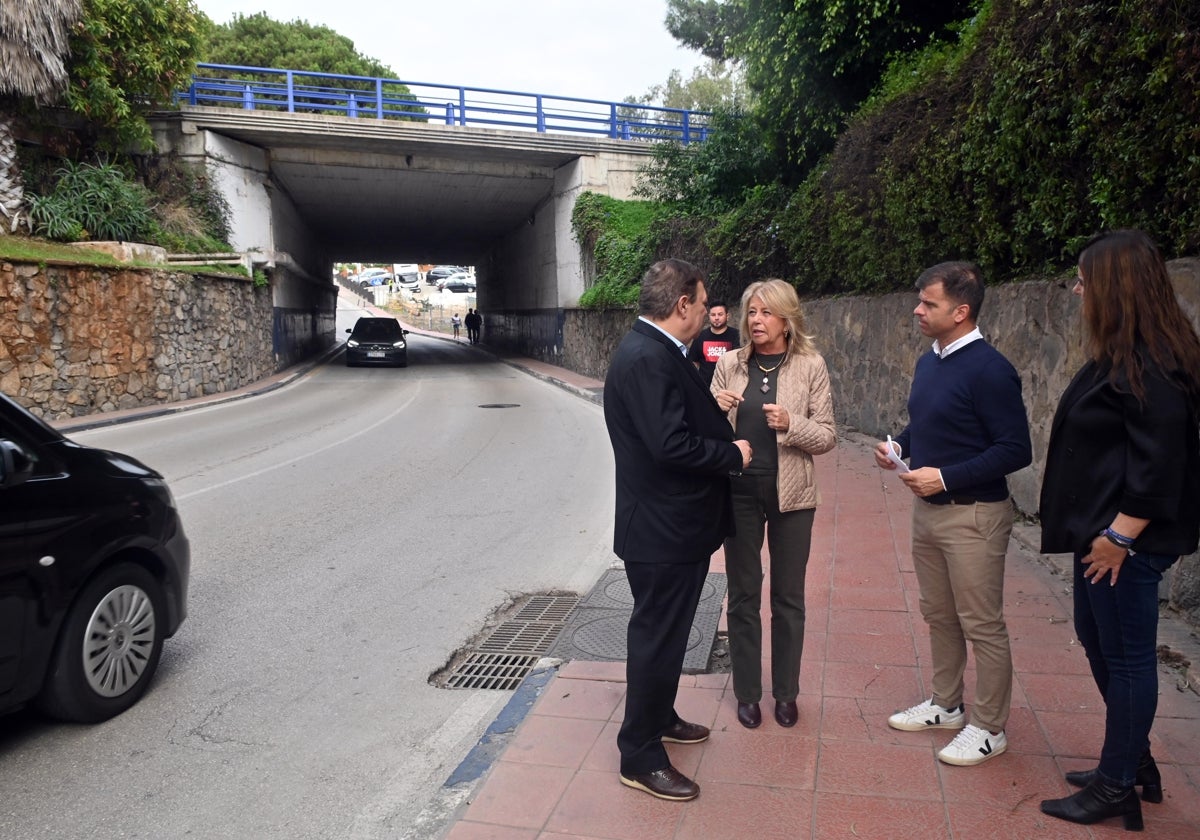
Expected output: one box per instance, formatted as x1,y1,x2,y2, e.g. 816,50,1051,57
682,112,691,145
444,103,454,124
458,89,467,125
536,96,545,132
286,70,295,112
243,84,254,110
609,104,618,139
376,79,383,119
622,120,630,140
188,82,197,106
349,95,357,118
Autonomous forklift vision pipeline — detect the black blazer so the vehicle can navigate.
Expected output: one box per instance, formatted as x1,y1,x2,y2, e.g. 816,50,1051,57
604,320,742,564
1040,358,1200,556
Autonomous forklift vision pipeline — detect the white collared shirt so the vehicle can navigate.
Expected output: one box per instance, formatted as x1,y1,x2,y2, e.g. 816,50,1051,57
933,327,983,359
639,316,688,357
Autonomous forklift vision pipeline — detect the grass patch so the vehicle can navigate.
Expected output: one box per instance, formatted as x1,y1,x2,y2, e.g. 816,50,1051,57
0,235,250,279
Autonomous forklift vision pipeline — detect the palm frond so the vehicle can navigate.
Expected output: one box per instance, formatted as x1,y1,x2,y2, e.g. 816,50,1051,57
0,1,82,100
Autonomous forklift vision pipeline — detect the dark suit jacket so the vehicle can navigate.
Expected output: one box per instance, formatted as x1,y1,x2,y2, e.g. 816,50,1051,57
1040,358,1200,556
604,320,742,564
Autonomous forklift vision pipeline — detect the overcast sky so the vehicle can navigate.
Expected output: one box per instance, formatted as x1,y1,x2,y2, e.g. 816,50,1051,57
193,0,705,104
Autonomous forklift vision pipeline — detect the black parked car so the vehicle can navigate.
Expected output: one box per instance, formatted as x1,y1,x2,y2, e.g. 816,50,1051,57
0,392,190,722
345,316,409,367
426,266,464,285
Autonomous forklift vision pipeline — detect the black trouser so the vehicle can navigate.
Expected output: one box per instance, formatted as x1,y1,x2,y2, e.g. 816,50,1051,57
618,558,709,774
724,472,814,703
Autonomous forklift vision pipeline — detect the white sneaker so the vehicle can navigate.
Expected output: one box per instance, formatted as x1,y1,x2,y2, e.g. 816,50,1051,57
887,698,965,731
937,724,1007,766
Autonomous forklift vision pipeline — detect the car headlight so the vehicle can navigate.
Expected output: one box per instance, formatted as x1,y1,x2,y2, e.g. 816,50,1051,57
393,341,406,349
347,339,360,347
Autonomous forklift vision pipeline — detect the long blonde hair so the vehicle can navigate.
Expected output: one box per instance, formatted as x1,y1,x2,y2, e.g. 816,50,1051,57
738,278,816,356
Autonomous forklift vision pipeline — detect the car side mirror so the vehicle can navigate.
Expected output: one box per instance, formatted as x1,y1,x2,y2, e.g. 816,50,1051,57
346,328,352,334
0,439,35,489
402,329,409,335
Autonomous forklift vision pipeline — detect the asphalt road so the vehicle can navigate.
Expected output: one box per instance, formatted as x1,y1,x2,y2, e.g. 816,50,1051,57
0,301,617,839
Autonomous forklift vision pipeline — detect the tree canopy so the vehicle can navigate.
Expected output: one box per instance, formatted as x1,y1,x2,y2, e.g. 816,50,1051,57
630,59,753,113
64,0,206,149
666,0,979,177
201,12,397,78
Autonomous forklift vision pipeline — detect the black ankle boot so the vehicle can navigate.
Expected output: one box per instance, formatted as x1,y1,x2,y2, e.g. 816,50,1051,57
1065,752,1162,803
1041,778,1144,831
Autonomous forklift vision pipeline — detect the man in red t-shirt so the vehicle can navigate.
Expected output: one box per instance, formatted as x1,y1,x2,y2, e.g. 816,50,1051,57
688,301,741,386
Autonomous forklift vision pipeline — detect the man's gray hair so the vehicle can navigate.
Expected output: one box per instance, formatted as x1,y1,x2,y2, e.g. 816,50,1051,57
638,259,704,320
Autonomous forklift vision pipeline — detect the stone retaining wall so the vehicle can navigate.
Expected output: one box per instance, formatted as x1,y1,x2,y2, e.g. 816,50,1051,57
1,259,275,420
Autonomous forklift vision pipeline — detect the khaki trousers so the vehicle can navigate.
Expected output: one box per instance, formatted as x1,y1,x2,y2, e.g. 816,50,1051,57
911,498,1014,733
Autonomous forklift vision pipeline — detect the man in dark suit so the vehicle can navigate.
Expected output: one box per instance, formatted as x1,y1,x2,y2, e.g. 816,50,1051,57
604,259,752,801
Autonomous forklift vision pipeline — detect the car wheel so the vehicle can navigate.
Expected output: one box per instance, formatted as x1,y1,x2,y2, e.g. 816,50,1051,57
37,563,166,722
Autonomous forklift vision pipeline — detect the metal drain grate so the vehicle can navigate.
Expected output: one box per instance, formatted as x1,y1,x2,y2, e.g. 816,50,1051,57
444,653,542,690
478,621,564,654
513,594,579,623
442,594,580,690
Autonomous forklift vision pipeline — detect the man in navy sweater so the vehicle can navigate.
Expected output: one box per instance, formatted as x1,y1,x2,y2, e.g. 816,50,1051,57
875,261,1031,767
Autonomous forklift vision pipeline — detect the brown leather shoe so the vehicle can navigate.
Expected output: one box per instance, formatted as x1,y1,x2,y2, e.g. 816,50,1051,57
620,765,700,801
737,702,762,729
774,700,798,728
662,719,710,744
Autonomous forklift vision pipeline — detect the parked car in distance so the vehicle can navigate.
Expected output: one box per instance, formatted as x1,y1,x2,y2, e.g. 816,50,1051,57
345,316,409,367
0,392,190,722
440,272,477,293
426,266,464,285
395,271,421,290
359,267,393,286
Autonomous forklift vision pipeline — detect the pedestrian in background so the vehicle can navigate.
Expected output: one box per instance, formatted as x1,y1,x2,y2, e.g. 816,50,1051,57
451,313,462,339
603,259,751,802
465,308,481,344
876,261,1032,766
711,279,836,729
1039,230,1200,831
689,300,740,386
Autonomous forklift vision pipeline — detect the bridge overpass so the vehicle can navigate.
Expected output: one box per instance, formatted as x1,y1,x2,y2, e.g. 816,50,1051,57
150,66,706,363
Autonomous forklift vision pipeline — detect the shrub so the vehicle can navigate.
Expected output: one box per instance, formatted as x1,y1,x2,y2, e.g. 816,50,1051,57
28,160,155,242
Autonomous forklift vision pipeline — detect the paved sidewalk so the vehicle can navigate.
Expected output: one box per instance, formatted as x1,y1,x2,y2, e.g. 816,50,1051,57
440,433,1200,839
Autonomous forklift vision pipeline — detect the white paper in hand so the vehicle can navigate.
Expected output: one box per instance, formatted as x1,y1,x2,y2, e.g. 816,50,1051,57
886,436,910,473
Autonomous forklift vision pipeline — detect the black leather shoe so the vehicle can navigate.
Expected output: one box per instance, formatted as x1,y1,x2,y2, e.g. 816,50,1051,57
774,700,798,728
619,765,700,801
737,702,761,729
662,719,710,744
1066,752,1162,803
1041,778,1144,831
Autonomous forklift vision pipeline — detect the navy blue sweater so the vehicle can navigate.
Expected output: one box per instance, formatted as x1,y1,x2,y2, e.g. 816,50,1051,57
895,340,1032,501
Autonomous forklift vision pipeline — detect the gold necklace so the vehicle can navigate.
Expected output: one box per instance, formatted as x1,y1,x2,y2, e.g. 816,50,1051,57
754,353,785,394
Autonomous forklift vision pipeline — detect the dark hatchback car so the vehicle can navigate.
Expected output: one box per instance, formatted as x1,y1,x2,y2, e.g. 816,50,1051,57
425,266,464,286
0,392,190,722
345,316,409,367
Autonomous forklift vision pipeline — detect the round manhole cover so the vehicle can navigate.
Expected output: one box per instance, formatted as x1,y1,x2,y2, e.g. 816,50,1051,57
569,615,703,659
599,577,718,608
478,403,520,408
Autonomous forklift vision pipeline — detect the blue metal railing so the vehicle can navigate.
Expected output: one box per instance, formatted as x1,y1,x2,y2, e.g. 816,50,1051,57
178,63,711,144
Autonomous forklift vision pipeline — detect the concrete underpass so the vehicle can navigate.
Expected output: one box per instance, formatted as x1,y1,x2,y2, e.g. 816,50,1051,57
151,107,654,363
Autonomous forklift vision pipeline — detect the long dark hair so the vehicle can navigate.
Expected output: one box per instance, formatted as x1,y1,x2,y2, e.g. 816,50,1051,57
1078,229,1200,408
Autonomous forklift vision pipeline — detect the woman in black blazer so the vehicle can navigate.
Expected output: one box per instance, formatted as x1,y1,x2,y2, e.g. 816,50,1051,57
1039,230,1200,831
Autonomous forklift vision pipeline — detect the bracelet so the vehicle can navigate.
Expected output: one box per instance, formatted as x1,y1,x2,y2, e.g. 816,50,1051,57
1102,527,1135,549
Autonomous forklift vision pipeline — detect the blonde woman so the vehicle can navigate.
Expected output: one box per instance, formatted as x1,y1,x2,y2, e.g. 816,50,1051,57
712,279,836,728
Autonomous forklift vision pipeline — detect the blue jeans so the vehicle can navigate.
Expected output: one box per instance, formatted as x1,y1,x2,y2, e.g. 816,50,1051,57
1073,550,1178,787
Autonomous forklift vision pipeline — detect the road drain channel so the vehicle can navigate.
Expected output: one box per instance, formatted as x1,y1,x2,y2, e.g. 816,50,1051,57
432,593,580,690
